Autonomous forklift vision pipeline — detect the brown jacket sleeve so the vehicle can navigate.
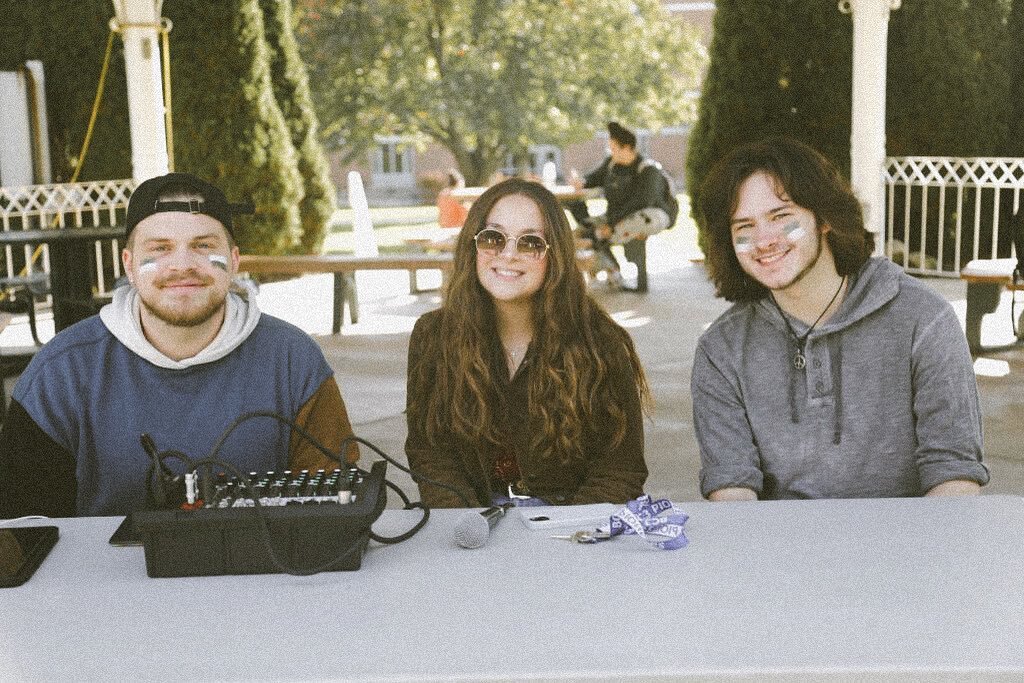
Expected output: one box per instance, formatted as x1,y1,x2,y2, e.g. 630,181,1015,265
567,330,648,505
404,313,485,508
287,376,358,471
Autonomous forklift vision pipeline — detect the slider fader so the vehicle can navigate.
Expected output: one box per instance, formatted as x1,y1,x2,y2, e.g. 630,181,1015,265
133,460,388,578
205,466,360,508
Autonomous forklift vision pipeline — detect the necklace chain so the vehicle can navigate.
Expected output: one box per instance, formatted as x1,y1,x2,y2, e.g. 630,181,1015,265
504,343,528,362
770,276,846,370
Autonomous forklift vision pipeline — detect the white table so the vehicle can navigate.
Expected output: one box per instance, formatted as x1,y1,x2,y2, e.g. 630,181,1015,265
2,496,1023,681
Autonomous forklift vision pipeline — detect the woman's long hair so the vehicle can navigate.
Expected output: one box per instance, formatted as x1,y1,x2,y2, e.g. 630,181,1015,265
410,178,649,463
698,137,875,302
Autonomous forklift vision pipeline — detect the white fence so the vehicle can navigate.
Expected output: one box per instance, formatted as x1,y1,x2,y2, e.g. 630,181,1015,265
0,178,134,296
884,157,1024,277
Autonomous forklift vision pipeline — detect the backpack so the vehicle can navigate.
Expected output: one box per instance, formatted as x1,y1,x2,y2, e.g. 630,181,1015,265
638,158,680,229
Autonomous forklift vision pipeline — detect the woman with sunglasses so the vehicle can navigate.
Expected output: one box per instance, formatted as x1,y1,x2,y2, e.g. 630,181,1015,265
405,178,650,508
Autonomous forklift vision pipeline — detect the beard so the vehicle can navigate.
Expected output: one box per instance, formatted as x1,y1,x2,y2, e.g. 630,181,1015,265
139,274,227,328
140,294,225,328
770,231,825,292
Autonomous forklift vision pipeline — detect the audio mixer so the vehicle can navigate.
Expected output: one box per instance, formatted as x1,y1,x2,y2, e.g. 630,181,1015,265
132,460,388,578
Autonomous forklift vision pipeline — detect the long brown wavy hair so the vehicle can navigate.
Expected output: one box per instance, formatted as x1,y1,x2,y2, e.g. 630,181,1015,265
698,137,875,302
409,178,650,464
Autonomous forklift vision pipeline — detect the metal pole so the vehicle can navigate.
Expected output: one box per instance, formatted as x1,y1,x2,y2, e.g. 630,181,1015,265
840,0,900,254
111,0,169,182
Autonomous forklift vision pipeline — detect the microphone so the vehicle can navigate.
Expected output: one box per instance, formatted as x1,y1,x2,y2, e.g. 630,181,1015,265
452,504,512,549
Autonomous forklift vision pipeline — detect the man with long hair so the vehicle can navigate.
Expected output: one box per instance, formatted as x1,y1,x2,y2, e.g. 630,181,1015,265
692,137,988,501
406,178,650,507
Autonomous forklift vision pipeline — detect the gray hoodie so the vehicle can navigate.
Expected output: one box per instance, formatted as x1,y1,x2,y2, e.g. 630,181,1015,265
99,280,261,369
692,257,989,499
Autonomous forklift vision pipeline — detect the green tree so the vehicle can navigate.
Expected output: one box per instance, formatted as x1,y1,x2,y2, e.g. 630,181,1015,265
295,0,704,184
1006,0,1024,157
0,0,132,182
260,0,336,253
886,0,1012,157
685,0,852,235
687,0,1014,251
165,0,305,254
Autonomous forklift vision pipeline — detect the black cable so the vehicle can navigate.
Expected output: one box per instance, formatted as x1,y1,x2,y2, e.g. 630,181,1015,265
184,457,364,577
339,432,475,507
140,433,194,509
148,411,436,575
370,502,430,545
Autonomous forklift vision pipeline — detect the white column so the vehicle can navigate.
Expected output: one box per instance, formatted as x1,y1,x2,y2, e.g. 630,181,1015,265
841,0,899,254
111,0,169,182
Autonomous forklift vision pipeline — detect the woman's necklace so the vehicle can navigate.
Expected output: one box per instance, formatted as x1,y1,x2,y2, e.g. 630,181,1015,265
504,342,529,371
769,276,846,370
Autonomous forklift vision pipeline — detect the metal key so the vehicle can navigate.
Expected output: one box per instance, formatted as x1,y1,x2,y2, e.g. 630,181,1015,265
550,530,611,544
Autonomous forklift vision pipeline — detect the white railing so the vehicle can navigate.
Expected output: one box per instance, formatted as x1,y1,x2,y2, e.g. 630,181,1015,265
884,157,1024,277
0,179,134,295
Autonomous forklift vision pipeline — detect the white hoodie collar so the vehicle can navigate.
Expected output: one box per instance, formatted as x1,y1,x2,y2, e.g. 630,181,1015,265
99,280,261,369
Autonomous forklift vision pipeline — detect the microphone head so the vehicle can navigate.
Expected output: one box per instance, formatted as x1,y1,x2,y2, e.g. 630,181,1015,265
453,511,491,549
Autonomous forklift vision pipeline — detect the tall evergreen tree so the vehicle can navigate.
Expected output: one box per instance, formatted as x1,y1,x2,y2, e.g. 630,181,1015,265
260,0,336,253
685,0,852,238
1006,0,1024,158
165,0,305,255
687,0,1014,248
887,0,1011,157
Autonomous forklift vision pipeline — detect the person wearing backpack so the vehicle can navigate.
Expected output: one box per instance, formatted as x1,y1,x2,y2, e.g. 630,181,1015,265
568,121,679,293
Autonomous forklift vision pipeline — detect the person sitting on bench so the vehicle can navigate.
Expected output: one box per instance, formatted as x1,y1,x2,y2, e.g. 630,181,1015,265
567,122,677,293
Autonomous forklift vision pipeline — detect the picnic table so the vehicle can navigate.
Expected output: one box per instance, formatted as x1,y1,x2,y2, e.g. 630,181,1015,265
449,184,589,203
238,253,454,334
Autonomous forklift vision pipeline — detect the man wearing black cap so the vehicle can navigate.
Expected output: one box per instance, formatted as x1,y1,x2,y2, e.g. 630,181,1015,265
569,122,678,293
0,172,358,518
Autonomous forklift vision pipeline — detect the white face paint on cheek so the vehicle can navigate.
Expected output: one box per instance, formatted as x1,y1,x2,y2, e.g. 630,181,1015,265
208,254,228,271
734,235,754,253
138,259,160,275
785,222,807,241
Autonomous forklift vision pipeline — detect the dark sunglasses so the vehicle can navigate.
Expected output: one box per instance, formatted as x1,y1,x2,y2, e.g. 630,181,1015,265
473,226,550,259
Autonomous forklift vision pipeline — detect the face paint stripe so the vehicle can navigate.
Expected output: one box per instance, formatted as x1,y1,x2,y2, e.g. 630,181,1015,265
734,235,754,253
784,222,806,241
139,259,159,274
208,254,229,271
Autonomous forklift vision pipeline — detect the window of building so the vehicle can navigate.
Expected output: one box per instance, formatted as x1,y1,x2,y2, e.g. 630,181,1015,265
370,137,415,188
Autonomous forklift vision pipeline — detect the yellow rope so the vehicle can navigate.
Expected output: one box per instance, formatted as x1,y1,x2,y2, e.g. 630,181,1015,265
160,19,175,172
8,19,175,289
6,28,117,291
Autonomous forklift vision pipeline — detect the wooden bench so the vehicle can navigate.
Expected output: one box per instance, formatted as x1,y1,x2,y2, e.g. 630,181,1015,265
239,253,454,333
960,258,1024,354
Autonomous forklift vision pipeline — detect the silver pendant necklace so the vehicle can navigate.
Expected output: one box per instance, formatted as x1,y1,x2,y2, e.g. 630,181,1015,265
504,343,529,371
770,276,846,370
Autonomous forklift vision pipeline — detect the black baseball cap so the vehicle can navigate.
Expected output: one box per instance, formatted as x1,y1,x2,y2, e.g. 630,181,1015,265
607,121,637,148
125,172,254,239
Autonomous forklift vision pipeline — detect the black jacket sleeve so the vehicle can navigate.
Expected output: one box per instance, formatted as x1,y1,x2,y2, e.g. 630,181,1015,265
583,157,610,189
0,399,77,518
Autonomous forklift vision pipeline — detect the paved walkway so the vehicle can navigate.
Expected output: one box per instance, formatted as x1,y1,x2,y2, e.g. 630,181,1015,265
252,237,1024,505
